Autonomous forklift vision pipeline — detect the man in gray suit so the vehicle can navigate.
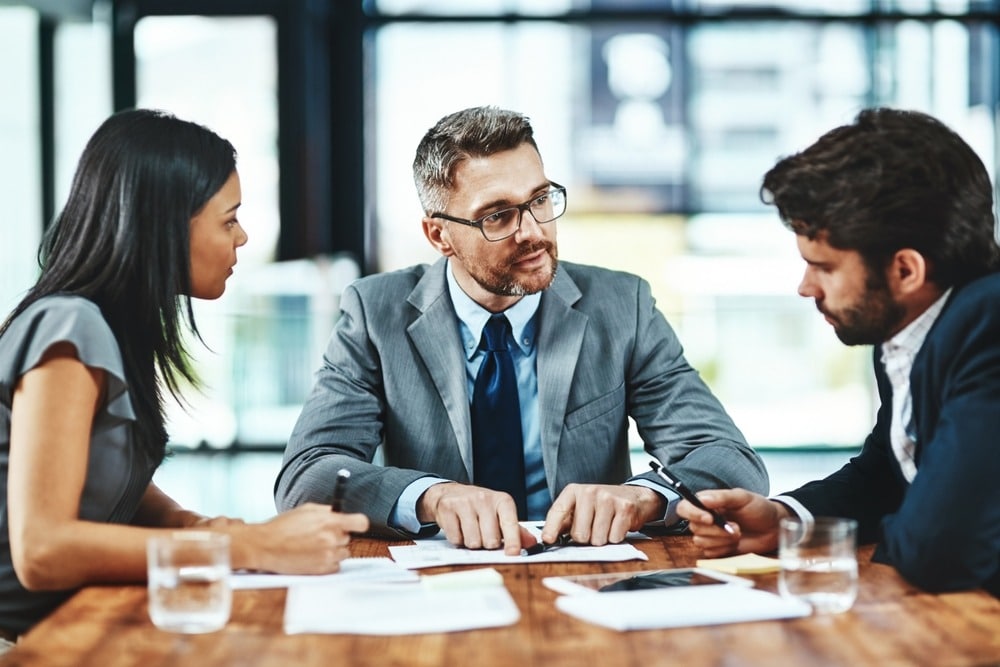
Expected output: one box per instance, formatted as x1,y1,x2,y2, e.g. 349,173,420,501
275,106,767,554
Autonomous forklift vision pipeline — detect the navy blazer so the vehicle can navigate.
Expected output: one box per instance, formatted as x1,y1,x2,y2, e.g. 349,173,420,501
786,273,1000,596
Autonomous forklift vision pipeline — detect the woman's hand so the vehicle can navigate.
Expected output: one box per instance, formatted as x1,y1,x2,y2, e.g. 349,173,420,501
229,504,370,574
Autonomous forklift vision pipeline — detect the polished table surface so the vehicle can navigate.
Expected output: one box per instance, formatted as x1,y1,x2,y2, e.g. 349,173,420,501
2,535,998,667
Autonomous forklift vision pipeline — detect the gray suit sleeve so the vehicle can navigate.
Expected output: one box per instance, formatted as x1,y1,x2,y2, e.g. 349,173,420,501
273,284,436,538
626,278,769,496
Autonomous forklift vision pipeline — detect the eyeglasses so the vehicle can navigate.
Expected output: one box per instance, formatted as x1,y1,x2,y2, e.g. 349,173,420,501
431,182,567,242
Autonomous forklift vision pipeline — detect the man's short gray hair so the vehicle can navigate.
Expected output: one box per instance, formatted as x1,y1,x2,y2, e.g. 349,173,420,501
412,106,540,215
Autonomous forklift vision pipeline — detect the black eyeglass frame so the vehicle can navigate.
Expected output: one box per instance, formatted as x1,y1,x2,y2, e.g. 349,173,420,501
429,181,567,242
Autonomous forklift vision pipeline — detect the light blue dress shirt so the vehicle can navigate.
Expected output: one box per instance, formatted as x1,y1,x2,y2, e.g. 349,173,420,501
450,270,549,517
390,261,545,530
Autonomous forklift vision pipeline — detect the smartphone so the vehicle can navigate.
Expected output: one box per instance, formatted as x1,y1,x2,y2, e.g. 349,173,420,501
542,568,753,596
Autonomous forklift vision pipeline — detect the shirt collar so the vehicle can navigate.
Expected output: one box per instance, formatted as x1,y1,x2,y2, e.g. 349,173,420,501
882,288,952,359
446,259,540,360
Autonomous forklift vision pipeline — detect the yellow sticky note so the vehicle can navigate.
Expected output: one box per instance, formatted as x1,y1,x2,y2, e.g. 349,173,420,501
696,553,781,575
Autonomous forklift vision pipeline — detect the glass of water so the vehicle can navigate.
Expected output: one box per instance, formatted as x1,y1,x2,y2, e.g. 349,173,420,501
778,516,858,614
147,531,232,633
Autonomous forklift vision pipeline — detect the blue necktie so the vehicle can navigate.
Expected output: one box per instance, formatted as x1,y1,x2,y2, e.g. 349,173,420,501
471,314,528,518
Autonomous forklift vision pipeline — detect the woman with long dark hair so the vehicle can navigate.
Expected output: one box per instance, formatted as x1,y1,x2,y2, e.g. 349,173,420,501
0,109,368,647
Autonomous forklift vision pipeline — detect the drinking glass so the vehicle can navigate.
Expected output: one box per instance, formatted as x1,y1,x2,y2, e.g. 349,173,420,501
147,531,232,633
778,516,858,614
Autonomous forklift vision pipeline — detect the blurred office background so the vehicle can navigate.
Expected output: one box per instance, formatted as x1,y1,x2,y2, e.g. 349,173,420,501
1,0,997,521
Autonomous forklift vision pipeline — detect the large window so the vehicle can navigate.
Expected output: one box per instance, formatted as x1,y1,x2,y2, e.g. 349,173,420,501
3,0,997,516
134,15,282,448
0,6,113,314
0,7,43,316
367,1,999,449
133,15,358,449
4,0,998,456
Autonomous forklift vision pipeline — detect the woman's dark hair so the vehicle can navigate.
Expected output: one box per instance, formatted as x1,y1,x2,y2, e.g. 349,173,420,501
761,107,1000,287
2,108,237,463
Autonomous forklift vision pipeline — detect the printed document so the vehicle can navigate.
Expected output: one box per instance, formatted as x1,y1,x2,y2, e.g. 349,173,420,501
232,557,418,589
389,525,648,569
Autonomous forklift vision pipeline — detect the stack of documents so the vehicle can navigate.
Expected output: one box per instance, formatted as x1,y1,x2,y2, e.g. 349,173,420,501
234,558,520,635
283,568,520,635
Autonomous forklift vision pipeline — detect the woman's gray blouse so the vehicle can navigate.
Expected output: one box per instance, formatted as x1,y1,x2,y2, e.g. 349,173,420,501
0,295,156,635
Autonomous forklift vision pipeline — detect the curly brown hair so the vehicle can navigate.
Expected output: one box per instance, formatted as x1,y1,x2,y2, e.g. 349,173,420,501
761,108,1000,288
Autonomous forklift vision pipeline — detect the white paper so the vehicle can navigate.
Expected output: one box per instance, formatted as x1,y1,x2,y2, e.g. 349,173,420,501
555,585,812,630
232,557,418,589
390,541,648,568
388,525,648,569
284,580,520,634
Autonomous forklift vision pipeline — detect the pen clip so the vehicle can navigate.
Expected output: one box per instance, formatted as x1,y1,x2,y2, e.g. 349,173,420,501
649,460,680,489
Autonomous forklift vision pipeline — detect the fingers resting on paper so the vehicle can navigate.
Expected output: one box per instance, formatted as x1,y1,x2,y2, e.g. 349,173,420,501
419,482,533,556
418,482,667,554
541,484,663,546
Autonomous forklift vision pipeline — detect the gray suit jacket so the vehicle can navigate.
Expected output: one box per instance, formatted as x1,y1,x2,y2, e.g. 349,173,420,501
275,259,768,536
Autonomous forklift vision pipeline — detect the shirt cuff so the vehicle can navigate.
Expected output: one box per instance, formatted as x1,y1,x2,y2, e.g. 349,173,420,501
626,479,682,526
771,495,815,525
389,477,450,534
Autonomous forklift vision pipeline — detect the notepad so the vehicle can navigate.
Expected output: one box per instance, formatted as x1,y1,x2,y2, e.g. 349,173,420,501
555,584,811,630
695,553,781,575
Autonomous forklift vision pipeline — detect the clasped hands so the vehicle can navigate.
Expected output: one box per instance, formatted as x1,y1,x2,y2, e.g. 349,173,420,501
417,481,666,556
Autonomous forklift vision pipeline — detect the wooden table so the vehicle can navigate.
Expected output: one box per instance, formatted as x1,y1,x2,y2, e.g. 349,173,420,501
2,535,998,667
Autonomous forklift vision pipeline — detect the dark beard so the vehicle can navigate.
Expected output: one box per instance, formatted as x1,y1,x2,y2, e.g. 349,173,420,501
823,272,905,346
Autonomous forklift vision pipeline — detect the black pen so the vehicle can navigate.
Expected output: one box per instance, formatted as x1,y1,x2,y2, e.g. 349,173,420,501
330,468,350,512
649,461,736,536
522,533,574,556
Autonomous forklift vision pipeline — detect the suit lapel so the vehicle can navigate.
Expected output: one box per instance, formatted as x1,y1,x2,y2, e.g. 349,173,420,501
406,259,474,479
404,261,589,485
536,269,587,488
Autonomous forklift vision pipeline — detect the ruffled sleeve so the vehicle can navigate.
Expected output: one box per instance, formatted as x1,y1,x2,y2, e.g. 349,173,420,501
0,295,135,426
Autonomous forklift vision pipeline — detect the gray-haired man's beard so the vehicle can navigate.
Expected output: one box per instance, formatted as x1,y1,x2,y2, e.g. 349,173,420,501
492,262,559,297
476,242,558,296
